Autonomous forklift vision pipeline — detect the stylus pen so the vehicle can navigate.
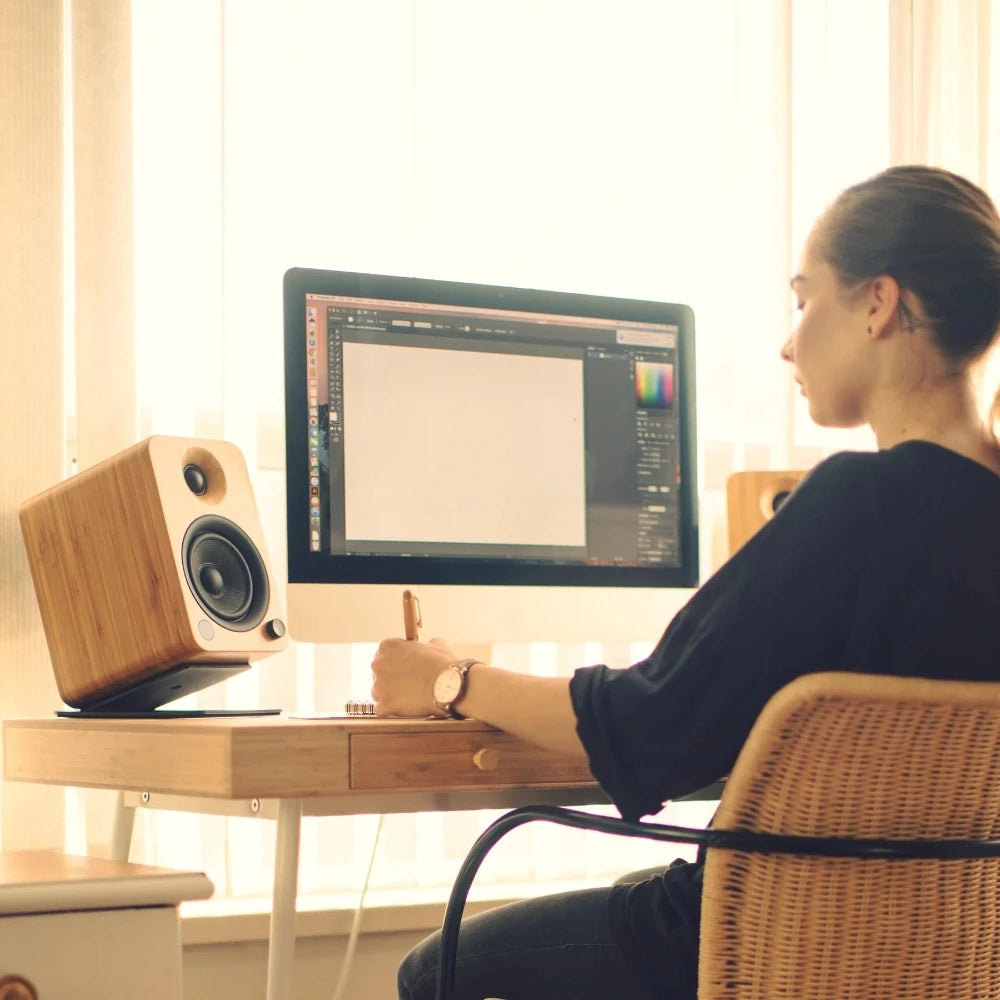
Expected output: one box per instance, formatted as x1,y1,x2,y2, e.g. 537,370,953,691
403,589,421,641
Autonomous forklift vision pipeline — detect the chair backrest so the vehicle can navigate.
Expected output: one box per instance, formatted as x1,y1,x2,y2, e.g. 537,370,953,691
700,671,1000,1000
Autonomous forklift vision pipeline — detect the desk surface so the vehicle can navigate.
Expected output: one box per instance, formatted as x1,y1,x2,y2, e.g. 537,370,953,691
3,715,598,801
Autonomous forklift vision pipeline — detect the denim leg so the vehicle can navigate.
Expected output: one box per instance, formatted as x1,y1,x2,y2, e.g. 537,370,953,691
397,887,658,1000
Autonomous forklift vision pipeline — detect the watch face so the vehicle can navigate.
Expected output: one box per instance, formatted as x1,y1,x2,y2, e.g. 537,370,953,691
433,667,463,705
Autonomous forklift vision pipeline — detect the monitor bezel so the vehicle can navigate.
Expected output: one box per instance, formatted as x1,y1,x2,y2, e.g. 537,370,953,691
283,267,699,590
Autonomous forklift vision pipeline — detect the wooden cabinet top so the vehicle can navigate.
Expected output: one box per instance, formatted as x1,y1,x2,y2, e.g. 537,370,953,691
0,850,213,913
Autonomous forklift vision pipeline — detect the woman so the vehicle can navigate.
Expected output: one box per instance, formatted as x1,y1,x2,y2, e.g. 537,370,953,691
373,165,1000,1000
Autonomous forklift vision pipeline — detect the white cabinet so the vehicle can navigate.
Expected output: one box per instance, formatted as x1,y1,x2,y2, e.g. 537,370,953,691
0,852,213,999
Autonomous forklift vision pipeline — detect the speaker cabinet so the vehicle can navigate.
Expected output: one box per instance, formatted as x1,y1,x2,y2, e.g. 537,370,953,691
19,436,287,711
726,469,808,557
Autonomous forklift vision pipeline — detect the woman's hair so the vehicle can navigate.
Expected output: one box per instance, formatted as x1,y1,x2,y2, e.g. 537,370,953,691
812,165,1000,432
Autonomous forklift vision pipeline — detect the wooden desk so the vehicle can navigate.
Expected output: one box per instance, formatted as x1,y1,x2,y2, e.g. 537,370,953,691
4,715,603,1000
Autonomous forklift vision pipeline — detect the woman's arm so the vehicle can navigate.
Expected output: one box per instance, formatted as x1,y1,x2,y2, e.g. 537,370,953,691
371,637,588,760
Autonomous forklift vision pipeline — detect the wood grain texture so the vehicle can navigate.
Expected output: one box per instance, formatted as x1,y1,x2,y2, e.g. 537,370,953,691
350,730,594,791
0,850,213,912
725,469,807,557
3,717,597,799
18,436,286,706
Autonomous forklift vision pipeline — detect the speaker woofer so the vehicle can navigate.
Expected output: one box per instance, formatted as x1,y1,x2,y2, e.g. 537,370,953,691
182,515,269,631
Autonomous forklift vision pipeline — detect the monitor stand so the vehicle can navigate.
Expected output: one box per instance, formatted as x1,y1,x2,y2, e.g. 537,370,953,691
53,661,281,719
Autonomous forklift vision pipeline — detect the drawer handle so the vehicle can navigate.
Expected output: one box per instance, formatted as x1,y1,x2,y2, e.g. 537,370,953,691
0,975,38,1000
472,748,500,771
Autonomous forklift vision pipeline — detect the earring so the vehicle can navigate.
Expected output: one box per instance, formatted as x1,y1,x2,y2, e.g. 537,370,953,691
867,325,872,335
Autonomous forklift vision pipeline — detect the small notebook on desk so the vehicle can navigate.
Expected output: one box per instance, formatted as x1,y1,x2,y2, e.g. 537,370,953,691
287,700,378,719
344,699,376,716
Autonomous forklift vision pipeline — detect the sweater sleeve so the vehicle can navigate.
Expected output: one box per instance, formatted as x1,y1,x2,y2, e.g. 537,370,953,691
569,451,875,821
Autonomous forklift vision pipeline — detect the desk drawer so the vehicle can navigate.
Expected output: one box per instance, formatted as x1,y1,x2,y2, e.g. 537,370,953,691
349,730,594,791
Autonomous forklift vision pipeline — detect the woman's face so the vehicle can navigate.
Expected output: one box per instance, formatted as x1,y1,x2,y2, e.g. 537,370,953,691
781,236,873,428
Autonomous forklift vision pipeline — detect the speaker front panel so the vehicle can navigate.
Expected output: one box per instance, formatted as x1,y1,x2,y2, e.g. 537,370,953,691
148,437,285,655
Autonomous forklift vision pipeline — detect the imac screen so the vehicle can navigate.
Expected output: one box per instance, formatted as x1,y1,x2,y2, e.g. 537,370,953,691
283,268,698,642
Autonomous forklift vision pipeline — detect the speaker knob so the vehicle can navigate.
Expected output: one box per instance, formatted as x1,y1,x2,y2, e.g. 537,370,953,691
184,463,208,495
266,618,287,639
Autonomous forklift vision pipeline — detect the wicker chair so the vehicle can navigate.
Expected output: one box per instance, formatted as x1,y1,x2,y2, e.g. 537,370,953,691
436,671,1000,1000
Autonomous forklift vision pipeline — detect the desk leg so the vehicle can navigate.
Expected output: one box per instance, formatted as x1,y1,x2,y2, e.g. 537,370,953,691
266,797,302,1000
109,790,136,862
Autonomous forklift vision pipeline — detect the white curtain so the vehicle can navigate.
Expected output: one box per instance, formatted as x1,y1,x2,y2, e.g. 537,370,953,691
1,0,66,852
888,0,1000,416
128,0,890,902
4,0,997,903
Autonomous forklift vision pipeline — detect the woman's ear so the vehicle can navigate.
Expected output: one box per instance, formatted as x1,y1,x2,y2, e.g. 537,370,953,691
866,274,902,339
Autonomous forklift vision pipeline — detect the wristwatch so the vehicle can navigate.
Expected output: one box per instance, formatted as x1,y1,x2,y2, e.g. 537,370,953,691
432,658,479,719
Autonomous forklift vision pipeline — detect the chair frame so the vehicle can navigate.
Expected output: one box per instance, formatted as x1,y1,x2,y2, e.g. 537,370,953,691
436,805,1000,1000
437,671,1000,1000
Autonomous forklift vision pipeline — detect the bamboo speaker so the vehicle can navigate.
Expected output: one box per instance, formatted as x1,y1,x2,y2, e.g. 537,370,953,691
19,436,287,711
725,469,808,557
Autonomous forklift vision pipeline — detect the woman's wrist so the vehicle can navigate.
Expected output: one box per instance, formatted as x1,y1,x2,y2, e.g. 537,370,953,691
432,658,484,718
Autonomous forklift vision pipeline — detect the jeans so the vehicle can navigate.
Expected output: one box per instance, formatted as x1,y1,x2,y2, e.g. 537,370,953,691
397,884,662,1000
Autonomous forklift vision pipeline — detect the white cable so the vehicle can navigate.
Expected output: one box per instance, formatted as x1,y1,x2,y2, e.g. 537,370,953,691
332,813,385,1000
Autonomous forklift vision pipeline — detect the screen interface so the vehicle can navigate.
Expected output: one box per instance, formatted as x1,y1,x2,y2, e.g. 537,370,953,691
286,270,697,588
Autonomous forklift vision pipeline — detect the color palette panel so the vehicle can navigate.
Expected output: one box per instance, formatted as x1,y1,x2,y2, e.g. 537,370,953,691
635,361,674,409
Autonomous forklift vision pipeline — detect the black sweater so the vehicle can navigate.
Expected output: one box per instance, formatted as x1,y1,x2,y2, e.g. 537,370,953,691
569,441,1000,995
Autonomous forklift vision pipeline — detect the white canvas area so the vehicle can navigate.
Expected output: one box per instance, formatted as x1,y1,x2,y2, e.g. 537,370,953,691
342,342,587,547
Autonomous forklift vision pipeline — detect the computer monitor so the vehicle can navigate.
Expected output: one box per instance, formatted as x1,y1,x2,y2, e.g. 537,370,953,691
283,268,698,645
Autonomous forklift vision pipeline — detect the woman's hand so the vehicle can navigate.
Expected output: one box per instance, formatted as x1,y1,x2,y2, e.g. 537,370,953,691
371,636,457,717
373,637,588,759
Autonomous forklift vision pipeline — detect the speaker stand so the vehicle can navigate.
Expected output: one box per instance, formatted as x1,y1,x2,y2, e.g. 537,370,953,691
54,662,281,718
56,708,281,718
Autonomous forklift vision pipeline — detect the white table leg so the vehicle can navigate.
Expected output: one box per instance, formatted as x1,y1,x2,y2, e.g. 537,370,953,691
266,797,303,1000
109,790,136,862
